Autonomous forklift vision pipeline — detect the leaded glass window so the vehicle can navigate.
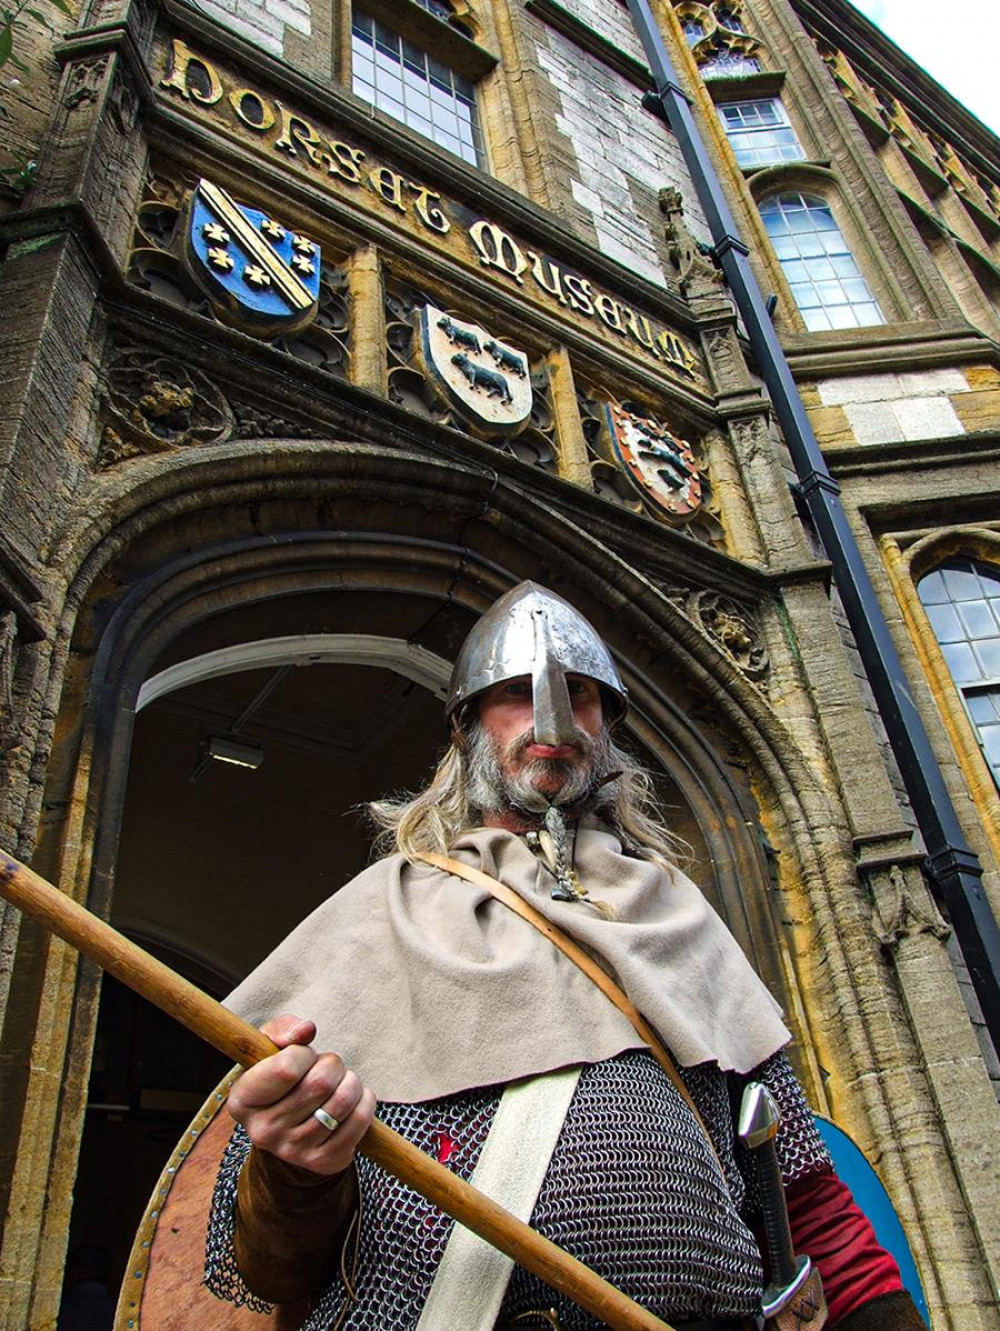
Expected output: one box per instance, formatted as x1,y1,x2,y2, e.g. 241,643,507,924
700,49,761,78
352,11,485,168
919,560,1000,789
719,99,804,167
759,192,884,331
716,9,746,31
412,0,453,18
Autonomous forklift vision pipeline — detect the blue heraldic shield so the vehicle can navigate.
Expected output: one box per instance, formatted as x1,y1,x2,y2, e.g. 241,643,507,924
183,179,322,336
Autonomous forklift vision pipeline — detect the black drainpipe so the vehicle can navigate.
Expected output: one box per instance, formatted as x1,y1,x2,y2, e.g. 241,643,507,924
625,0,1000,1046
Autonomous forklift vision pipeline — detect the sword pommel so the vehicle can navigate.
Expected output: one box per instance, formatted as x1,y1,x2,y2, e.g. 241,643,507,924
737,1080,780,1149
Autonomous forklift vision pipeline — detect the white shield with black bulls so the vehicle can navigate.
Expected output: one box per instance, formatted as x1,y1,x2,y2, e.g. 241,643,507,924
416,306,532,436
602,402,703,522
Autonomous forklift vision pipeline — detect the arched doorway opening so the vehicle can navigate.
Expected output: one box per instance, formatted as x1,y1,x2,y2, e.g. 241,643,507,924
61,638,452,1318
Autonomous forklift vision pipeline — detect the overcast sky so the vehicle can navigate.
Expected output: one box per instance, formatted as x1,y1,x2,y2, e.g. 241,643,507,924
849,0,998,135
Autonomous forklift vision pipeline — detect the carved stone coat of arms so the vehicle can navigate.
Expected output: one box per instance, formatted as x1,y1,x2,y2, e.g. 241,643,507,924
415,305,533,436
602,402,703,523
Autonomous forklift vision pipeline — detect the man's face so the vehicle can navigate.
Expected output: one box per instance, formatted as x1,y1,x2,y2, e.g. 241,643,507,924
474,674,605,811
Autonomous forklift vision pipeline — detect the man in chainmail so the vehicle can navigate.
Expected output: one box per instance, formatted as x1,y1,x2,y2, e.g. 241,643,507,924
206,582,924,1331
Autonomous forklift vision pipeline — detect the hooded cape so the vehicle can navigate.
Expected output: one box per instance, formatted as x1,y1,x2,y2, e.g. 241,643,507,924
225,824,791,1102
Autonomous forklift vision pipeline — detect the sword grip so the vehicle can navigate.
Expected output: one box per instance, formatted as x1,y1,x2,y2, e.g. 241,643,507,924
758,1145,797,1289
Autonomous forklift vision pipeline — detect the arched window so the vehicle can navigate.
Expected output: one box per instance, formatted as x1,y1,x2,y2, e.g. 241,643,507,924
715,7,746,30
759,192,884,331
919,559,1000,788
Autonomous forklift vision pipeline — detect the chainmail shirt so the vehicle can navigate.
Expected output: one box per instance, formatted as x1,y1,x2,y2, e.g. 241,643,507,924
205,1049,831,1329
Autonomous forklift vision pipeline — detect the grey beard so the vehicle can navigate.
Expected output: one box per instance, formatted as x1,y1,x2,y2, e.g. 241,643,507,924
466,722,619,820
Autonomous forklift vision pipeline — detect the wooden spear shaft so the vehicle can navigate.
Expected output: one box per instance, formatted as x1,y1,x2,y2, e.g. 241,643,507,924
0,848,673,1331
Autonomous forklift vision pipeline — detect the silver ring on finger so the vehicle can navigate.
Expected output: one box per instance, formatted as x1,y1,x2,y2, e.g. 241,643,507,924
312,1106,340,1133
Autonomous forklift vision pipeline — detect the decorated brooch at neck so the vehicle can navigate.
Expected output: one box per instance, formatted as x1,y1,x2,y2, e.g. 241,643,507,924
525,807,590,904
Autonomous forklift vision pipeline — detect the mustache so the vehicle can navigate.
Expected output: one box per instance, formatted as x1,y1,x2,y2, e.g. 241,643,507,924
505,728,597,762
465,721,619,819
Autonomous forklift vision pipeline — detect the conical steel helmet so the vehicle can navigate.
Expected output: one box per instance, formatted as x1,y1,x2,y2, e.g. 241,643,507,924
446,582,628,745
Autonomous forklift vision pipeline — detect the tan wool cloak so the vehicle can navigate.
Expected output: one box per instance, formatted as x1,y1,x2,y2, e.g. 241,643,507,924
225,823,791,1103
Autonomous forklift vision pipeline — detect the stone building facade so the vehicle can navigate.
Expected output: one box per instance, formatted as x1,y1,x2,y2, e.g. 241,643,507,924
1,0,998,1326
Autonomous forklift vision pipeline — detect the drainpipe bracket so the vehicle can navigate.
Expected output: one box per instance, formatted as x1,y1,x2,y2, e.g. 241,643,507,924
642,87,692,120
794,471,842,501
712,234,750,262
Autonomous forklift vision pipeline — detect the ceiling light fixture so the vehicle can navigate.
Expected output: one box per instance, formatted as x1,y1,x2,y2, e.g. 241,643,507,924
190,734,265,782
206,735,264,768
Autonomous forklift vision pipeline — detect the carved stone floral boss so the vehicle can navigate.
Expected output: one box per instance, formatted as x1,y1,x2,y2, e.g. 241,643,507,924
158,39,703,385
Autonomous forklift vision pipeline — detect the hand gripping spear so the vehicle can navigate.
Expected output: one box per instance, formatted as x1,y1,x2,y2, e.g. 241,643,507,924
0,848,674,1331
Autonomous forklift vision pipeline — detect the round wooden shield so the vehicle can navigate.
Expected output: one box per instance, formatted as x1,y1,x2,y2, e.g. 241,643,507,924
114,1071,312,1329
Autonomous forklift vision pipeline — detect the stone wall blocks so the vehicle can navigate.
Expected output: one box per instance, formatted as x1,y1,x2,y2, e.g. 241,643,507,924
952,386,1000,433
261,0,311,33
818,372,904,406
840,400,903,446
895,367,969,397
892,396,964,441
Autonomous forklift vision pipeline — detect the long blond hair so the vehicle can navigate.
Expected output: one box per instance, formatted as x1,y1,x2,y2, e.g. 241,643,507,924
369,725,687,871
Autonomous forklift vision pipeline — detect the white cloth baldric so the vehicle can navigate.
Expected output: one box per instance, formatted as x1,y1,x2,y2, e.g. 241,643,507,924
416,1068,582,1330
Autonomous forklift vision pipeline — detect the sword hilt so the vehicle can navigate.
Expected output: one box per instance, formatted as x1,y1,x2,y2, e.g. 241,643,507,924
757,1132,798,1288
739,1081,814,1317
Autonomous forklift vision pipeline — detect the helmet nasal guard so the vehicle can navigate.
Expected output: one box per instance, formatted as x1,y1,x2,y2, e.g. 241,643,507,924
446,582,628,745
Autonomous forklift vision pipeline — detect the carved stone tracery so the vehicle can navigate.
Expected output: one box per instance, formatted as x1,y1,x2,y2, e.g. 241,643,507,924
0,611,17,721
97,349,234,467
865,862,951,950
702,325,754,397
231,405,329,440
384,277,557,470
62,55,110,110
811,36,1000,232
577,387,728,552
127,169,350,377
671,0,764,76
110,69,140,134
815,38,862,105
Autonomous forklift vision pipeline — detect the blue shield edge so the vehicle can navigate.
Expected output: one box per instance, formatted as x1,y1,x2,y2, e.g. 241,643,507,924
814,1115,930,1326
183,180,321,335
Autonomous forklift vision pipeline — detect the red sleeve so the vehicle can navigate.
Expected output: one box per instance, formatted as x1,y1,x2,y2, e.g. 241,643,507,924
784,1167,904,1326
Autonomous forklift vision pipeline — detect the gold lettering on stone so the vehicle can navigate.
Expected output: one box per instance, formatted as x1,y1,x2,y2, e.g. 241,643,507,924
369,167,407,213
656,329,696,376
623,308,655,351
469,221,528,285
594,294,625,334
526,251,568,306
409,184,450,234
229,87,275,132
157,37,701,384
564,273,594,315
274,103,327,168
328,141,365,184
160,38,224,105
